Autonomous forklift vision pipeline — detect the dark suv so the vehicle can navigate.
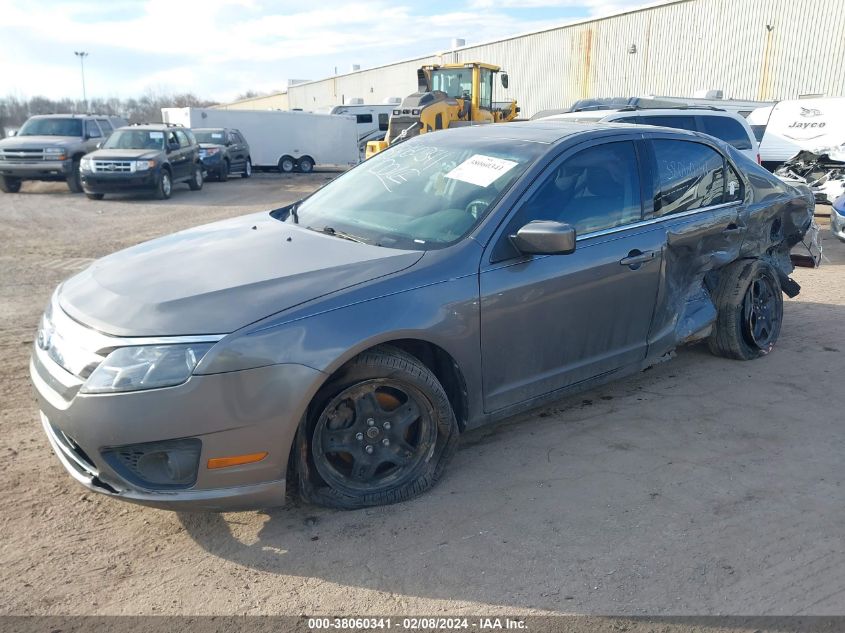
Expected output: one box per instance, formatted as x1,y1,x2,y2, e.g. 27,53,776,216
193,128,252,181
0,114,126,193
80,124,203,200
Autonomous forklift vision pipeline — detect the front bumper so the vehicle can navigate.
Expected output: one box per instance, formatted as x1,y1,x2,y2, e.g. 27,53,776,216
81,170,159,194
30,342,324,511
831,202,845,242
0,159,72,180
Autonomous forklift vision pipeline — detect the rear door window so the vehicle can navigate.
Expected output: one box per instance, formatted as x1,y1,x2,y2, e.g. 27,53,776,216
650,139,726,217
698,116,753,149
638,115,697,132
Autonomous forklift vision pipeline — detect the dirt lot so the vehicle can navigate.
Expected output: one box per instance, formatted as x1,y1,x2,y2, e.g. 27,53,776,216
0,174,843,617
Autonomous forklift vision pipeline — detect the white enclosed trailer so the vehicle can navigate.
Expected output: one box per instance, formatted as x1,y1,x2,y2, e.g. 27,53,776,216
161,107,359,172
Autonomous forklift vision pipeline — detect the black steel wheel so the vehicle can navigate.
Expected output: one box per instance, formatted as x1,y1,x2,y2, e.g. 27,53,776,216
297,345,459,509
709,259,783,360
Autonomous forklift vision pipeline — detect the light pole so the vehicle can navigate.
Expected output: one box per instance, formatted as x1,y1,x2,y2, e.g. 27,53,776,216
74,51,88,112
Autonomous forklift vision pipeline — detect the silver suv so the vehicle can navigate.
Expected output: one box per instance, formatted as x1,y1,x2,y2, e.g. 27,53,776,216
0,114,126,193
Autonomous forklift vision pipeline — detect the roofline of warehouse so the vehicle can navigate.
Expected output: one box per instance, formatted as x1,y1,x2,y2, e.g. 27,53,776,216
212,90,288,107
287,0,690,89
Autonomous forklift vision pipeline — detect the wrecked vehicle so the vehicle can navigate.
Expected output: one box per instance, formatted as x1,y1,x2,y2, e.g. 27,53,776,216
30,121,820,512
775,148,845,204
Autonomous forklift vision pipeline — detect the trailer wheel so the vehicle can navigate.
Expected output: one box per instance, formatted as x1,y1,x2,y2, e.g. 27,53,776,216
297,156,314,173
279,156,295,173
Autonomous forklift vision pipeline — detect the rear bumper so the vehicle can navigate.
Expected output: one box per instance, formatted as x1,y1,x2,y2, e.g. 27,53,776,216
81,171,158,193
0,159,72,179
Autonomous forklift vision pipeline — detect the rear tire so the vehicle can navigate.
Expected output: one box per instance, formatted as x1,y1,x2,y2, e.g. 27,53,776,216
296,345,459,509
297,156,314,173
85,193,104,200
218,160,229,182
66,158,83,193
155,169,172,200
241,158,252,178
0,176,22,193
278,156,295,173
708,259,783,360
188,164,203,191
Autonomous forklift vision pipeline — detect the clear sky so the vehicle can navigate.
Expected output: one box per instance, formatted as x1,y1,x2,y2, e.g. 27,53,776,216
0,0,654,102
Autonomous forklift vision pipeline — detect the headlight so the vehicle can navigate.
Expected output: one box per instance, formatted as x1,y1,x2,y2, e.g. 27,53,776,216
81,343,215,394
44,147,67,159
135,159,157,171
203,147,220,156
80,157,92,171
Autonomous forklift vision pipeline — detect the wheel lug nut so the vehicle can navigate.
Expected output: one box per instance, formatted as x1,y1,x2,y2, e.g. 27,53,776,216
383,421,391,430
382,438,390,446
356,432,364,441
365,445,374,454
367,418,375,426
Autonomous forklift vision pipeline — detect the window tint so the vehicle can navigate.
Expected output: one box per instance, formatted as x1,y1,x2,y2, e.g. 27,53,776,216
85,120,102,138
96,119,113,134
651,140,726,217
356,114,373,124
175,130,191,148
167,131,180,147
699,116,752,150
514,141,643,236
378,113,389,131
639,115,697,132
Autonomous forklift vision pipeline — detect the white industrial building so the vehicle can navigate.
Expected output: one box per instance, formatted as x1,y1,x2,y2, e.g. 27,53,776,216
285,0,844,118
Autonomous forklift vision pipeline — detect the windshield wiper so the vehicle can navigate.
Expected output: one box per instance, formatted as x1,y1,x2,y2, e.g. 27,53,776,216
310,225,367,243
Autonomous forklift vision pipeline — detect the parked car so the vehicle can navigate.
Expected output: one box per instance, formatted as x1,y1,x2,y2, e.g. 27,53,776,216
0,114,126,193
79,124,203,200
193,128,252,181
541,107,760,163
30,121,819,512
831,194,845,242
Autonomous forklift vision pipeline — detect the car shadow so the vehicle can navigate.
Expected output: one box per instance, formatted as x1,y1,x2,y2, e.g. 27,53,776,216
177,299,845,613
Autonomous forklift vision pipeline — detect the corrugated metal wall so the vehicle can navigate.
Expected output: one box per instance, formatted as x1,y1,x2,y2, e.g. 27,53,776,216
287,0,845,118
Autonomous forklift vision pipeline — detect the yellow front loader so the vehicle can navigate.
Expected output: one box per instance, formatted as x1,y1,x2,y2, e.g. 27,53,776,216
365,62,519,159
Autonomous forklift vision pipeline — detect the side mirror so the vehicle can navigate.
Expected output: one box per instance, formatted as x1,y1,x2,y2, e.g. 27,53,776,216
511,220,576,255
8,130,16,137
500,73,509,89
95,141,102,149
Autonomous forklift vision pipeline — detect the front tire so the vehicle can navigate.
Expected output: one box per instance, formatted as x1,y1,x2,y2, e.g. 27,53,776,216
296,345,459,509
241,158,252,178
155,169,172,200
0,176,22,193
66,158,83,193
708,259,783,360
218,160,229,182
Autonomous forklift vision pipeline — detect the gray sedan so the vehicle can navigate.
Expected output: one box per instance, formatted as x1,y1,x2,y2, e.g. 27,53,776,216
30,121,818,511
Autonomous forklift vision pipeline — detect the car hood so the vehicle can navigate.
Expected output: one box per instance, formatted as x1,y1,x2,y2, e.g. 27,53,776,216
84,149,161,160
0,135,80,149
59,211,424,337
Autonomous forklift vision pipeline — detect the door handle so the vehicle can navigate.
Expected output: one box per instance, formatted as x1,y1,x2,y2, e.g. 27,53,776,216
619,249,656,268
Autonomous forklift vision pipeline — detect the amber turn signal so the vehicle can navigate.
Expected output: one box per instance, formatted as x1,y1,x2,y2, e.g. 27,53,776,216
207,452,268,469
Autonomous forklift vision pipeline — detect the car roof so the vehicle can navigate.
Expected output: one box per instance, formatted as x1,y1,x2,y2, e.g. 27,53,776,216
116,124,178,131
545,108,746,121
436,119,636,144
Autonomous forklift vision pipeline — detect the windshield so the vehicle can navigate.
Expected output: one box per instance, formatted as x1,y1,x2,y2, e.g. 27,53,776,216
194,130,226,144
431,69,473,100
275,134,546,249
18,118,83,137
102,130,165,150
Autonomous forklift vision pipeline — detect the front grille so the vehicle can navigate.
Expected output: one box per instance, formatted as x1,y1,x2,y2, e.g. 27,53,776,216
92,160,133,173
1,149,45,161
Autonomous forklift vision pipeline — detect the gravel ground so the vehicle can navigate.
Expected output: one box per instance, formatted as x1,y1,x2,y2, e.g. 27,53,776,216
0,174,843,618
